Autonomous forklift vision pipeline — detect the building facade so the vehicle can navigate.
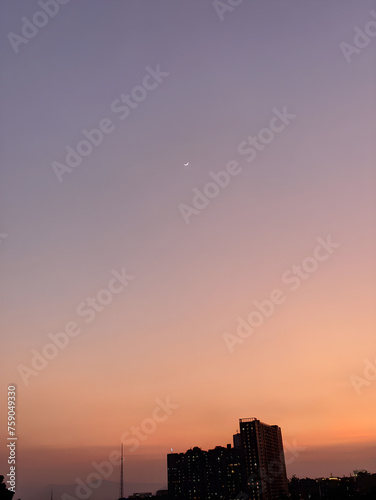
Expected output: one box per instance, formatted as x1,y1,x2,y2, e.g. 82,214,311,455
168,445,247,499
167,418,288,500
237,418,289,499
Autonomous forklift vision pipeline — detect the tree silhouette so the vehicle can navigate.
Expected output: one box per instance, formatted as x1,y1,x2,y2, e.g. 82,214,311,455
0,476,14,500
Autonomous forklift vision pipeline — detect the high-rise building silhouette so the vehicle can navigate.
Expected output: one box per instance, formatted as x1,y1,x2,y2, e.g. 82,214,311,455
168,445,247,499
167,418,288,500
235,418,288,499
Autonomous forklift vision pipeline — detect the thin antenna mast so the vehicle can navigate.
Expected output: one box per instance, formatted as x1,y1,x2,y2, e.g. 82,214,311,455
119,443,124,499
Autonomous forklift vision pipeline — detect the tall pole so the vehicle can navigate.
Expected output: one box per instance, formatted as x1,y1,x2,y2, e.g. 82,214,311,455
120,443,124,499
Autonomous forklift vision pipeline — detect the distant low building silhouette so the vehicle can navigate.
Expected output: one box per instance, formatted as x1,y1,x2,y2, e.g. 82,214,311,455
127,494,153,499
167,417,288,499
125,493,168,500
289,471,376,499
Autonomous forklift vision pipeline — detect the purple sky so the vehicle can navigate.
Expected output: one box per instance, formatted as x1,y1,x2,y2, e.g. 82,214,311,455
1,1,376,498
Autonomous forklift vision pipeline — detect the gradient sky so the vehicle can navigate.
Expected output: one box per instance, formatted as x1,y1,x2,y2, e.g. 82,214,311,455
1,0,376,498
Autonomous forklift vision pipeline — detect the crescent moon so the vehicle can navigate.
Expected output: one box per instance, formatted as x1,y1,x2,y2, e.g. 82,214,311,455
184,162,189,167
